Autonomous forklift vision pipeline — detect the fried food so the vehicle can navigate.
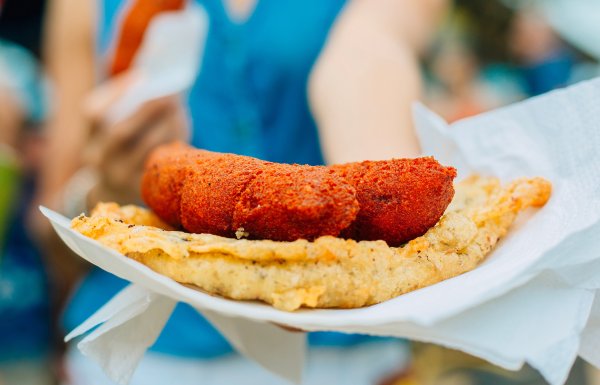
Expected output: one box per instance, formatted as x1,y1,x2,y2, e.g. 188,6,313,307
109,0,185,75
140,142,456,245
140,142,201,226
72,175,552,311
230,164,360,241
332,158,456,246
180,155,264,236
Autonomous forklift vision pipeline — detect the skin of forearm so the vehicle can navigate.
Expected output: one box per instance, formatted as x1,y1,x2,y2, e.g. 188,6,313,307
39,0,96,212
31,0,96,301
309,0,448,164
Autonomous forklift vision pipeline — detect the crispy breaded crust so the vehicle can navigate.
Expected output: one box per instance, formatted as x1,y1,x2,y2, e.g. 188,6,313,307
332,158,456,245
141,142,457,245
72,176,551,311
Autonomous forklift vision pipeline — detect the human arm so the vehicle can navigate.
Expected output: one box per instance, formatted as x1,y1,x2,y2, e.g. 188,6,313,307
32,0,96,300
83,82,189,207
39,0,96,212
309,0,448,164
37,0,188,300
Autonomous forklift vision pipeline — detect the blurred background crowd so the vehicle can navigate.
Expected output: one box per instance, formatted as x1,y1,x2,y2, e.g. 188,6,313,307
1,0,599,384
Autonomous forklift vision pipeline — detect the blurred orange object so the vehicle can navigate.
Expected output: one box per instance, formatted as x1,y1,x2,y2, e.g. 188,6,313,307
109,0,185,76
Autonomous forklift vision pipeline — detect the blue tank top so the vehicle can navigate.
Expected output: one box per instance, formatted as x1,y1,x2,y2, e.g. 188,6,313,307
64,0,386,358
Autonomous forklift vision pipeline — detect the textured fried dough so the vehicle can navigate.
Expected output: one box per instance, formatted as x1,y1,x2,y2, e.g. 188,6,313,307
73,176,551,311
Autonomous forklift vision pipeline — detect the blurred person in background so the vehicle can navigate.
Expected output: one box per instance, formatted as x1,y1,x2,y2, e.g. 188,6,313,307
424,37,522,123
423,2,524,123
0,0,53,384
507,3,600,97
411,1,598,384
426,39,499,123
424,0,600,123
508,6,577,97
39,0,448,384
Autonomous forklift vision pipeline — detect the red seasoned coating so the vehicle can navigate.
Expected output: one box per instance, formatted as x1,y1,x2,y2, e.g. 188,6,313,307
332,158,457,245
180,155,263,236
141,142,457,246
232,165,359,241
141,142,199,226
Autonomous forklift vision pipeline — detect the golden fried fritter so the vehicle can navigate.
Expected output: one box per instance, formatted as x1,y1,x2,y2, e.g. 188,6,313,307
74,176,551,311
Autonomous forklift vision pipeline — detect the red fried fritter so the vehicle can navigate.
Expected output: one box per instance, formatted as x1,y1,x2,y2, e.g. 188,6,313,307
141,142,197,226
180,155,263,236
232,165,359,241
333,158,457,245
141,142,457,246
